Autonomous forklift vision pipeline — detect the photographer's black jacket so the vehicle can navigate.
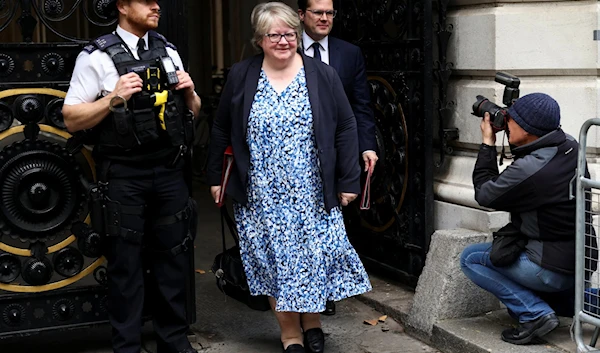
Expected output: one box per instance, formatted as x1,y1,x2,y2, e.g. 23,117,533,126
473,129,582,274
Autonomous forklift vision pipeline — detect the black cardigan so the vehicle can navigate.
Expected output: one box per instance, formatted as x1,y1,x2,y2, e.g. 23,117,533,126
206,53,360,211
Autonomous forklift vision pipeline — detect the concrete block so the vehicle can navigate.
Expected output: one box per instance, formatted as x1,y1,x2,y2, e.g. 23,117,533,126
406,229,500,336
434,200,510,233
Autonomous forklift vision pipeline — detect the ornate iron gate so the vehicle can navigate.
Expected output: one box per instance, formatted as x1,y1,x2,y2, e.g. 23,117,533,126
0,0,189,338
335,0,450,286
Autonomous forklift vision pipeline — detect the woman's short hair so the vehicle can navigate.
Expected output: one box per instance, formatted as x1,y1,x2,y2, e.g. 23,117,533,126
251,2,303,52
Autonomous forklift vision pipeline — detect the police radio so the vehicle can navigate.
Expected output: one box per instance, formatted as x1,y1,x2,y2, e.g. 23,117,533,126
160,56,179,86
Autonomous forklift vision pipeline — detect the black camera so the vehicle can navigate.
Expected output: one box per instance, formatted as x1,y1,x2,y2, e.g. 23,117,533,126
131,56,179,92
472,72,521,132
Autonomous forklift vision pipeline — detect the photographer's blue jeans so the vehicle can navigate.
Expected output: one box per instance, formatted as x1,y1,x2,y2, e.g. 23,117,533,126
460,242,574,323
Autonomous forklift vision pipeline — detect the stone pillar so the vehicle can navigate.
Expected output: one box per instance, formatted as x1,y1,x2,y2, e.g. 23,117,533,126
406,229,500,336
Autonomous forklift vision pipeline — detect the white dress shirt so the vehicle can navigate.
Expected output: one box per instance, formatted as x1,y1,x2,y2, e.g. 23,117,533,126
64,25,185,106
302,32,329,65
303,31,375,156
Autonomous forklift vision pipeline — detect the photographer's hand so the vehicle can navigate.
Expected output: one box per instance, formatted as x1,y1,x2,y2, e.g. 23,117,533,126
481,112,496,146
174,70,201,118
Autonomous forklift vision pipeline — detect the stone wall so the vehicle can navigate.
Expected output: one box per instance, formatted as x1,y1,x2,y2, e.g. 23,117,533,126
435,0,600,229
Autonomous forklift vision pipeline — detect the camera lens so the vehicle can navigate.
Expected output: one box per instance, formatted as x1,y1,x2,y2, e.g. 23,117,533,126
472,95,502,118
472,95,488,117
472,95,508,131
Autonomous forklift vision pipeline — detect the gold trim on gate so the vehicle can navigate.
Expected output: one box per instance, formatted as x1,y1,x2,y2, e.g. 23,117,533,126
0,123,97,257
0,124,96,180
0,88,66,100
0,215,91,257
0,90,102,292
0,257,106,293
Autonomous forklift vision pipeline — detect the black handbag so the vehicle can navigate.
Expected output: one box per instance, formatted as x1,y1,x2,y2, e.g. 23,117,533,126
489,223,528,267
211,207,271,311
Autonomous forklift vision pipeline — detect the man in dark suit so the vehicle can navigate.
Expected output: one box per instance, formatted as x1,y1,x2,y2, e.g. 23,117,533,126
298,0,377,316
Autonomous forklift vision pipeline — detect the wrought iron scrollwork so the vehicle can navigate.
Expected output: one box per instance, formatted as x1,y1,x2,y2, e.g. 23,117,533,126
0,0,18,34
1,0,117,42
335,0,433,284
32,0,117,42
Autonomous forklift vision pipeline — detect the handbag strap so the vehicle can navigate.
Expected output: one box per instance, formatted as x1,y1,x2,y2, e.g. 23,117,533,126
220,207,240,253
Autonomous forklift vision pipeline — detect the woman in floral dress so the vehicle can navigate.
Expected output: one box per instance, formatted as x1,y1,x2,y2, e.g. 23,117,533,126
207,3,371,353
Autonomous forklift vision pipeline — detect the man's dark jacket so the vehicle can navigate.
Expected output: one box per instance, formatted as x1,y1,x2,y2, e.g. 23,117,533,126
473,129,582,274
328,37,376,153
206,53,360,211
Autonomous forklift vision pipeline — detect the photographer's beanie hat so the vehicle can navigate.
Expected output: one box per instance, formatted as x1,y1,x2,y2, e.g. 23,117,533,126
507,93,561,137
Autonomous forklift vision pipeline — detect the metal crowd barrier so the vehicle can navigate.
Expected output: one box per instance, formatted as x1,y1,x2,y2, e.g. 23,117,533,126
575,118,600,352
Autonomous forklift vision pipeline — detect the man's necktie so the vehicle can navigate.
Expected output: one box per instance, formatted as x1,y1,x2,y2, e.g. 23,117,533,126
311,42,322,62
137,38,148,60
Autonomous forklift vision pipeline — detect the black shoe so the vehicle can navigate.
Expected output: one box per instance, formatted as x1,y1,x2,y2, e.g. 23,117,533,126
322,301,335,316
304,328,325,353
283,343,306,353
501,313,559,345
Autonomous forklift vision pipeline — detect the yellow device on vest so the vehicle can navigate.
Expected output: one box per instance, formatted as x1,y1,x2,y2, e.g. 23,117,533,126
153,90,169,130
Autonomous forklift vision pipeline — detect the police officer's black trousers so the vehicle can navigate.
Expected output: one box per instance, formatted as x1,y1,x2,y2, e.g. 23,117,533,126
100,161,193,353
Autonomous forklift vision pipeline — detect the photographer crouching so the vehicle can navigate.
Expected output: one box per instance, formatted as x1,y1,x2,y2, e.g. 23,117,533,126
460,91,586,345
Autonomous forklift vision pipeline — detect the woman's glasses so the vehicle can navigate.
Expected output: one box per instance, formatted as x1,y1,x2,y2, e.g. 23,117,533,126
265,32,297,43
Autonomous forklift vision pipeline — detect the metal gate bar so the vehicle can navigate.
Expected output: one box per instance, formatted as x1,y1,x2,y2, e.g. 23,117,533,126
575,118,600,352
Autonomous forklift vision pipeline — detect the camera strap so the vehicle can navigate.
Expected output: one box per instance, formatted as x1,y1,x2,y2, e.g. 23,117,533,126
498,131,513,166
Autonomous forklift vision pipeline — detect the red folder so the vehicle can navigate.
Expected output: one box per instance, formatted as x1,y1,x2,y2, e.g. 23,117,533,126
217,146,234,208
360,167,373,210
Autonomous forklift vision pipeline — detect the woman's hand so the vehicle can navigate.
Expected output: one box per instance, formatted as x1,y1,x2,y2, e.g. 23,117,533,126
210,186,222,204
338,193,357,206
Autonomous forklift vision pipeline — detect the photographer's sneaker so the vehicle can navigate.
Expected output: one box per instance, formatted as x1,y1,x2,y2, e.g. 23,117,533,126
501,313,559,345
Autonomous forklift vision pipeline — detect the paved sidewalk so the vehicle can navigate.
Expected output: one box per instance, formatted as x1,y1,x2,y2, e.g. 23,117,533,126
2,183,590,353
0,185,439,353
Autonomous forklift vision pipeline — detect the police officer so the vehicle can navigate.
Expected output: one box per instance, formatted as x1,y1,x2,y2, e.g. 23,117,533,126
63,1,200,352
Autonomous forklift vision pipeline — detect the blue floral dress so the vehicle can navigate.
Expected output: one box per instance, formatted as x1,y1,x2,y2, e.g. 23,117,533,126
233,68,372,313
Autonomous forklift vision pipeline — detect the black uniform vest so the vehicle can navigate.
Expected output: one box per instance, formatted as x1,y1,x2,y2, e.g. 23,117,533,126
83,31,194,163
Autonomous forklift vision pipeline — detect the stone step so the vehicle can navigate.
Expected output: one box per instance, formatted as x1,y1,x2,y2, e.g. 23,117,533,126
432,313,567,353
358,274,597,353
